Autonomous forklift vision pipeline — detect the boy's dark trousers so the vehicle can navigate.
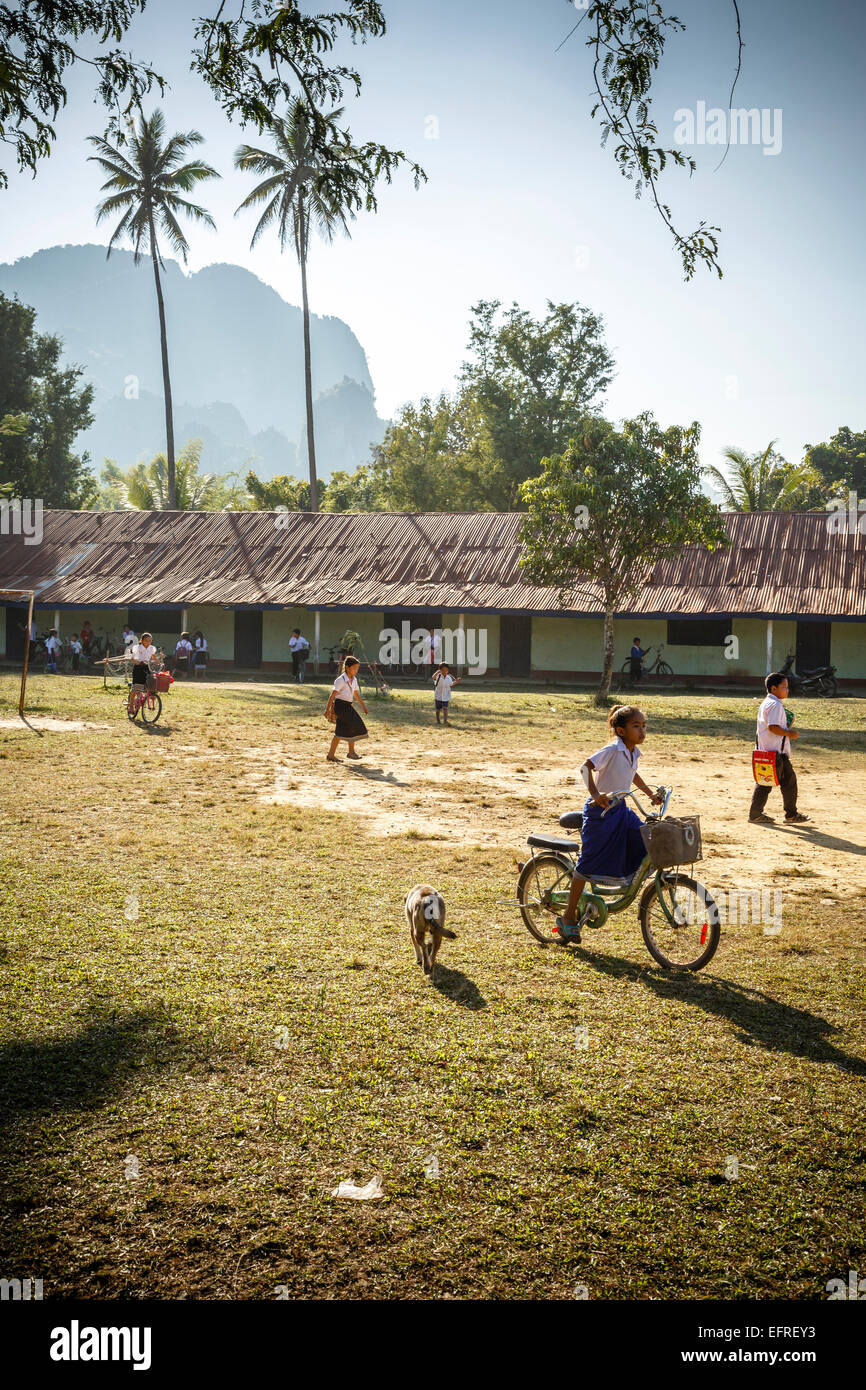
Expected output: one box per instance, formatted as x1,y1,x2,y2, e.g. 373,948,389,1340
750,752,798,819
72,654,79,672
630,657,642,682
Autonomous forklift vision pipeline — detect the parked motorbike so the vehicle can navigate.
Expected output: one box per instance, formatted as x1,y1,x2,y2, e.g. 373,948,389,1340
779,651,838,698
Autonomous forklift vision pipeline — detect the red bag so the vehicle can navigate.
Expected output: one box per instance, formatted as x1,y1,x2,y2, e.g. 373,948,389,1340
752,750,779,786
155,671,174,693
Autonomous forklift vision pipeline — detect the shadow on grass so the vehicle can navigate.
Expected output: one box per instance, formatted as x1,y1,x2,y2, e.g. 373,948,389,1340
134,722,173,737
779,824,866,858
0,1008,158,1133
431,963,487,1010
576,950,866,1076
347,764,409,786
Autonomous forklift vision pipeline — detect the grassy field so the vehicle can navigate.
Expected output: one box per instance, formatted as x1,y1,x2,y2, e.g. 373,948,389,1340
1,671,864,1300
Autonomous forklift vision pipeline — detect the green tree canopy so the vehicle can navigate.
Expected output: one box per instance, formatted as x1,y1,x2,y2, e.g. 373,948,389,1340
520,412,728,704
459,299,615,508
99,439,249,510
0,0,162,188
0,292,95,506
704,442,821,512
804,426,866,498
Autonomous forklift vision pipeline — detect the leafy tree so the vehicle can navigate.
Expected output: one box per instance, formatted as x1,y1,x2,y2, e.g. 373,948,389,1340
705,442,819,511
558,0,743,277
520,413,728,705
370,391,501,510
0,292,95,506
0,0,162,188
99,438,249,510
460,300,615,508
804,426,866,499
235,99,357,514
246,472,313,512
88,109,219,510
194,3,424,217
321,465,387,513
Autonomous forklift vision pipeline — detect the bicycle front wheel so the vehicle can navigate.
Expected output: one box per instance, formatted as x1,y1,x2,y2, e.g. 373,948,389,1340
639,873,720,971
654,661,674,686
517,853,574,944
141,692,162,724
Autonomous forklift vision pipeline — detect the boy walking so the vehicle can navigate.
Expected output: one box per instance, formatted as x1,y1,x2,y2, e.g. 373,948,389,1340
749,672,810,825
432,663,461,724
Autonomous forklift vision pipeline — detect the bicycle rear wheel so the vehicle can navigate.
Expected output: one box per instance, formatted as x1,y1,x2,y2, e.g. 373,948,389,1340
141,692,162,724
517,853,574,943
655,661,674,687
639,873,720,971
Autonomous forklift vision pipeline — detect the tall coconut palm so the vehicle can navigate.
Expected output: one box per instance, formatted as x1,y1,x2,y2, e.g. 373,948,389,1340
705,441,817,511
234,99,353,512
88,110,219,510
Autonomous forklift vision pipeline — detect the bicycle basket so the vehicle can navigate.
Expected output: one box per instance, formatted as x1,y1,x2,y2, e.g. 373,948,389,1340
155,671,173,693
640,815,702,868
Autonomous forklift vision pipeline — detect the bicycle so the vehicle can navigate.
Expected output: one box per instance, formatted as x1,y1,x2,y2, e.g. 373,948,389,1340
617,644,674,690
513,786,720,971
126,683,163,724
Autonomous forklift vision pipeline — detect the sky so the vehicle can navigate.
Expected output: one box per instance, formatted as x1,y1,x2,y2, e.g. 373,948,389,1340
2,0,865,479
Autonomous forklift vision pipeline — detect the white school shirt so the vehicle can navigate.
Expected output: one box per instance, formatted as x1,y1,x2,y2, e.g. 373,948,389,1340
45,636,61,654
756,695,789,753
176,639,192,657
580,736,641,796
289,634,308,651
122,628,135,646
70,639,82,654
132,642,158,667
333,673,358,702
434,672,456,702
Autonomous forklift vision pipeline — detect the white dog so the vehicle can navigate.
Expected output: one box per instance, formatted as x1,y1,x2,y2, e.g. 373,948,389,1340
404,884,456,976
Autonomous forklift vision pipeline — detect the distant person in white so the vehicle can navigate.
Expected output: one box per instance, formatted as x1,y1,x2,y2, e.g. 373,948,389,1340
432,663,461,725
749,672,809,825
289,628,310,682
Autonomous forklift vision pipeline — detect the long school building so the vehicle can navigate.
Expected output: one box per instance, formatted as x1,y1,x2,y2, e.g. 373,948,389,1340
1,508,864,684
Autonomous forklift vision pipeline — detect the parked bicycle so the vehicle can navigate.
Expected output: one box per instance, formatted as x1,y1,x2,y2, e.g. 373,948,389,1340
617,644,674,690
513,785,720,971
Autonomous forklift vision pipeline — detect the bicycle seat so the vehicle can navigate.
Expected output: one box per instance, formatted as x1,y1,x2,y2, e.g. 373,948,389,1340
591,874,636,889
527,834,580,852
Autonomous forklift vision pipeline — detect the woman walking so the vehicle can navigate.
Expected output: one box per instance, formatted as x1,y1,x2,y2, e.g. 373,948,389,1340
325,656,369,762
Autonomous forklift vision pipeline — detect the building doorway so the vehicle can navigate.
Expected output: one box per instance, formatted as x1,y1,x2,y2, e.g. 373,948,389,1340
795,620,831,672
500,615,532,677
234,610,263,668
4,607,27,661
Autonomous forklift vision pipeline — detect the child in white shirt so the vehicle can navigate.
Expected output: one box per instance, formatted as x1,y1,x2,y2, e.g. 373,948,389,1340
432,663,461,724
749,673,809,824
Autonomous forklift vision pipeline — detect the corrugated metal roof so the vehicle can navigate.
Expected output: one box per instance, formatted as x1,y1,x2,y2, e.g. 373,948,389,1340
1,508,864,617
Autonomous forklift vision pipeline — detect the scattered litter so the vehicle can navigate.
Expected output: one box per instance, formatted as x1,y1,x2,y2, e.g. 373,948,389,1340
331,1175,384,1201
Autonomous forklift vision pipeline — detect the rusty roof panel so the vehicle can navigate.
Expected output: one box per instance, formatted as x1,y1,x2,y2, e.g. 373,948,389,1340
0,509,864,617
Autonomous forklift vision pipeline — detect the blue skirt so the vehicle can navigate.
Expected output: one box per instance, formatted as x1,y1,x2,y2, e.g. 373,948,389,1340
575,798,646,879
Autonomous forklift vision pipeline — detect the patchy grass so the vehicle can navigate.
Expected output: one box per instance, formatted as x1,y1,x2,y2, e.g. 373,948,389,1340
0,672,864,1300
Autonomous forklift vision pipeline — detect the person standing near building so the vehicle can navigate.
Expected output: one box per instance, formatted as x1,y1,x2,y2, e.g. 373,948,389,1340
432,663,461,725
174,631,192,679
749,673,810,825
44,629,62,674
630,637,646,683
69,634,83,673
289,628,310,682
192,629,208,680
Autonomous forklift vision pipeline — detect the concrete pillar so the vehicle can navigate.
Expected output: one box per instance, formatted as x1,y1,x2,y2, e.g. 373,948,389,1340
314,611,320,672
766,618,774,673
54,608,60,636
181,607,188,632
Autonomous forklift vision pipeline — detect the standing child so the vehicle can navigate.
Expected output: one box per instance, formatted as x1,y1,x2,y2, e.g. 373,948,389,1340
69,634,83,673
432,663,461,724
325,656,369,762
44,629,62,674
630,637,646,683
556,704,663,942
749,672,809,825
174,632,192,679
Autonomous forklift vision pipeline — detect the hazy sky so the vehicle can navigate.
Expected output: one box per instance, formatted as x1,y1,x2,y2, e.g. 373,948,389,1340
2,0,864,477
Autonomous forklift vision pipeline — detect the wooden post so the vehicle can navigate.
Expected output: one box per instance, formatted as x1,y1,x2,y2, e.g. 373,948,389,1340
20,592,34,717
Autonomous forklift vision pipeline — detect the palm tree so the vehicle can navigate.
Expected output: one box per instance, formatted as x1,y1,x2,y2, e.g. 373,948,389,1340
705,441,818,511
88,110,219,510
234,99,353,512
99,440,249,511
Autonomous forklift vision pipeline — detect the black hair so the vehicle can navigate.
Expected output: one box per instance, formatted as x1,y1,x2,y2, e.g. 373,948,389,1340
607,704,644,733
766,671,788,693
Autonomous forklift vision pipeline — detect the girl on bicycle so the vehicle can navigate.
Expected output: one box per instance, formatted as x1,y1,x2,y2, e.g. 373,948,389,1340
325,656,369,762
556,704,663,941
129,633,162,705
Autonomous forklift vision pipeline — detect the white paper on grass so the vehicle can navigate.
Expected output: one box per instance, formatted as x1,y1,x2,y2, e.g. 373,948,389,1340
331,1175,385,1200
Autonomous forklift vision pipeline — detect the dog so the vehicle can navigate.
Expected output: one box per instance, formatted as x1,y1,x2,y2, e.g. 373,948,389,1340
404,884,456,976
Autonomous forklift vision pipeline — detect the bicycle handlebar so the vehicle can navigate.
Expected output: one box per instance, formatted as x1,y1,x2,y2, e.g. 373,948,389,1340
601,785,672,819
